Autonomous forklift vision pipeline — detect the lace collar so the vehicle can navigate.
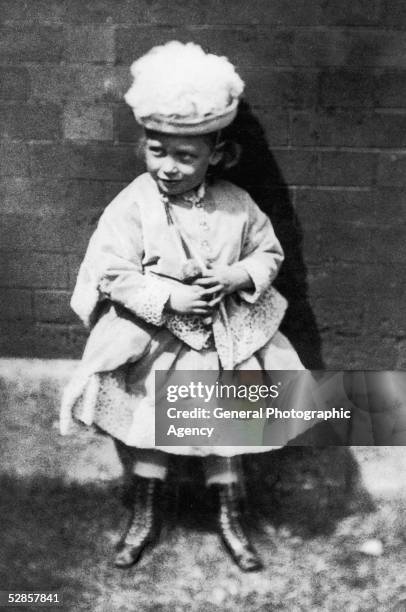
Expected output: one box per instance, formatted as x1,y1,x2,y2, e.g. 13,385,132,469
159,182,206,206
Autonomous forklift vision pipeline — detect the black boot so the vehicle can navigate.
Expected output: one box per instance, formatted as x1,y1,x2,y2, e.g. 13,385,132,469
114,475,161,568
214,482,263,572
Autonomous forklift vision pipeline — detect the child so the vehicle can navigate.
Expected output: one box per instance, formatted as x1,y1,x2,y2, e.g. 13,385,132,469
61,41,304,572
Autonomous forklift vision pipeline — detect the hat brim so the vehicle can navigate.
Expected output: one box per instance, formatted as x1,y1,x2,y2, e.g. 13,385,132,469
133,101,238,135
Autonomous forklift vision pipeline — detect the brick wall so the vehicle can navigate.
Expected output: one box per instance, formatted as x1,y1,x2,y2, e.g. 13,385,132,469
1,0,405,368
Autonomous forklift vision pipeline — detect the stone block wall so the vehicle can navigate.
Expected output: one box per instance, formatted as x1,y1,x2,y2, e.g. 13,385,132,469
0,0,405,368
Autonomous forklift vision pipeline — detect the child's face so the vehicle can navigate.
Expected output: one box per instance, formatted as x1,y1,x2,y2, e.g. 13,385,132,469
144,131,220,196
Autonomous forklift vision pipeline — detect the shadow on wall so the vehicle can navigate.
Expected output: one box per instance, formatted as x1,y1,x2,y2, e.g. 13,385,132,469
223,101,323,368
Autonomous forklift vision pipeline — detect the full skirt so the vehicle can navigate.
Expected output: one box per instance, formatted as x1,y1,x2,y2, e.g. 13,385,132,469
71,327,307,456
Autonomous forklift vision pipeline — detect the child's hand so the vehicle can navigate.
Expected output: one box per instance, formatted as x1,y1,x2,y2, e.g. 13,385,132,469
193,264,253,296
166,281,224,315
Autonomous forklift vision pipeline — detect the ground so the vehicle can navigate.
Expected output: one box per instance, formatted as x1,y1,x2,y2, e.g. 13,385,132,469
1,359,406,612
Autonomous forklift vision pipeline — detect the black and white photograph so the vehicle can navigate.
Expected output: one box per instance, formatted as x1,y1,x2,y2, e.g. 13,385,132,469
1,1,406,610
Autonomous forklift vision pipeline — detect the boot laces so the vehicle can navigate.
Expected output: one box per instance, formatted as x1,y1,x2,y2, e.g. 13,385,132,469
125,480,156,547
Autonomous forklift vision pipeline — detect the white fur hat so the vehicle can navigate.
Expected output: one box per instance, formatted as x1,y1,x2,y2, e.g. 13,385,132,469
124,41,244,135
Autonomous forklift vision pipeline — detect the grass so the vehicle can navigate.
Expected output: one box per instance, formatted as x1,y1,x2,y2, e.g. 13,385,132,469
1,360,406,611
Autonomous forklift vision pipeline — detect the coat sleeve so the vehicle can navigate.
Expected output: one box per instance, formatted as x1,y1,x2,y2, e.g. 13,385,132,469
233,195,284,304
71,196,171,328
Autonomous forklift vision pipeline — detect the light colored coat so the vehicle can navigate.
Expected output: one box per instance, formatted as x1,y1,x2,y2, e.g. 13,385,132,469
72,173,287,364
60,173,289,436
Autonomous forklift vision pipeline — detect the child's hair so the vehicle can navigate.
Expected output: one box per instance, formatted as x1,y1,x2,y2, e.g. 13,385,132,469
136,128,241,182
205,130,241,181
